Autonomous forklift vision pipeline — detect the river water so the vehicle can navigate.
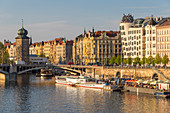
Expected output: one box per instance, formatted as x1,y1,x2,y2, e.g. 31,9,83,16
0,74,169,113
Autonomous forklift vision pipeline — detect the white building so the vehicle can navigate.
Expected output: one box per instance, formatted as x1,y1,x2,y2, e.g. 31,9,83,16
29,55,47,64
120,14,162,59
29,44,35,55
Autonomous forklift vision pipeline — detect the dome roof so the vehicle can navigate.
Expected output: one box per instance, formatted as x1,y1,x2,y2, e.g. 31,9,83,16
147,18,157,25
134,18,145,25
17,27,28,35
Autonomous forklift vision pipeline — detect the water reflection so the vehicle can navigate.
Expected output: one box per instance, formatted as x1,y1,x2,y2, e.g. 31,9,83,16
0,74,169,113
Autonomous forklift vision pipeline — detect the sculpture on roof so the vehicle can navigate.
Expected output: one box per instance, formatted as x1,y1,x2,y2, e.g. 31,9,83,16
121,14,134,23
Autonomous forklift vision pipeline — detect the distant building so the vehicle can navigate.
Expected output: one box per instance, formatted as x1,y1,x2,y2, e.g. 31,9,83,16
34,41,44,56
15,26,30,64
56,39,73,64
72,34,84,64
29,54,47,64
29,43,36,55
50,38,64,64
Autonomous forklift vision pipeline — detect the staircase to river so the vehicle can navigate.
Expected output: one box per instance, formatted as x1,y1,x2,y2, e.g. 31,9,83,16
152,67,170,81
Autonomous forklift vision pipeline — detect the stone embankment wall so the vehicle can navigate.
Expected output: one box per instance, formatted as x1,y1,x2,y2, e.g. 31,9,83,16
124,86,156,94
101,68,170,81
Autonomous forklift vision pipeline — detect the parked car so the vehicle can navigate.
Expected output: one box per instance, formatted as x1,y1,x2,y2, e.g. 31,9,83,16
67,62,74,65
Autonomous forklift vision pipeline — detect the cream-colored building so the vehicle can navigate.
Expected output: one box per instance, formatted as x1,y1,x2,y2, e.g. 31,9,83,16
157,18,170,64
9,43,16,60
145,18,157,58
72,34,84,64
43,41,52,58
83,29,121,65
29,43,35,55
120,14,162,59
34,42,44,56
56,39,73,64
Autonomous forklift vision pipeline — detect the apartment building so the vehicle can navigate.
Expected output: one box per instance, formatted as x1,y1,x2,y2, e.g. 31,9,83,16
120,14,162,59
83,28,121,65
157,18,170,64
56,39,73,64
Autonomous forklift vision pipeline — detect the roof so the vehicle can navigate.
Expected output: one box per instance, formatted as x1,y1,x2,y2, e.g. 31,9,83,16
157,18,170,27
12,42,16,46
94,31,119,37
147,18,157,25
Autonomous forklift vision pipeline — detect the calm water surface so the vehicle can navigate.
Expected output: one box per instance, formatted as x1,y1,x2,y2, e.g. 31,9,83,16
0,74,169,113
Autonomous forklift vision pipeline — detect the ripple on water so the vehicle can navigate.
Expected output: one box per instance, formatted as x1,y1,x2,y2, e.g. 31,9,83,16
0,74,169,113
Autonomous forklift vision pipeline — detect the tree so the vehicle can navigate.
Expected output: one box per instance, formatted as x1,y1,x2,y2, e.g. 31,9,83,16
146,56,154,65
155,53,162,65
126,56,132,65
141,56,146,65
123,58,127,65
162,54,169,66
133,56,141,65
110,56,116,65
0,42,10,64
39,53,45,57
115,55,121,65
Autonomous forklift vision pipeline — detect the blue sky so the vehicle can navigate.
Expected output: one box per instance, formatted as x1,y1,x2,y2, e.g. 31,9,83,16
0,0,170,42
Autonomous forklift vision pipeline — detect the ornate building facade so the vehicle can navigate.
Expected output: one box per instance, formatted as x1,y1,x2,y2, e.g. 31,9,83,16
83,28,121,65
72,34,84,64
120,14,163,59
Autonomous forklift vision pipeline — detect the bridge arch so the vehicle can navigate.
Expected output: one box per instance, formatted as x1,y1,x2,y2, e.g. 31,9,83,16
116,71,120,78
0,70,9,75
152,73,158,80
18,67,45,75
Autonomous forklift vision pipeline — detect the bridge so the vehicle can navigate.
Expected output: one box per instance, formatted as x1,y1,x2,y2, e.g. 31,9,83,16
1,64,170,81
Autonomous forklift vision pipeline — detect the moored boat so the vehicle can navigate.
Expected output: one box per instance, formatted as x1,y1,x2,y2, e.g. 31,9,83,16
40,68,53,77
55,76,105,89
153,91,170,98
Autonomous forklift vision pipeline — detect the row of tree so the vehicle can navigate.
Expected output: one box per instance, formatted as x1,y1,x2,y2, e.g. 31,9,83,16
109,53,169,66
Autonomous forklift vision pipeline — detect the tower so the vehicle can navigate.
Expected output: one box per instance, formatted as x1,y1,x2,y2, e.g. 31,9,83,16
15,20,30,64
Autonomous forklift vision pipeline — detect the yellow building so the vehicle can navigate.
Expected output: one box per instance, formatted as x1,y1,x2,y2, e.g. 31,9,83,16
34,42,44,56
43,41,53,58
72,34,84,64
49,38,64,64
83,29,121,65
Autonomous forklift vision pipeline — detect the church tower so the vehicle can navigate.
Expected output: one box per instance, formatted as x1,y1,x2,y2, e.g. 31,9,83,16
15,20,30,64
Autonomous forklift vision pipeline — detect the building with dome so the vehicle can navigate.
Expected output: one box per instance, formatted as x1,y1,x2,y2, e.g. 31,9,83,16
15,26,30,64
120,14,163,60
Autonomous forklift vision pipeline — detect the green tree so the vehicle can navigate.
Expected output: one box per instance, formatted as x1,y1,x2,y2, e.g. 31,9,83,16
162,54,169,66
115,55,121,65
146,56,154,65
39,53,45,57
141,56,146,65
133,56,141,65
155,53,162,65
126,56,132,65
123,58,127,64
0,42,10,64
110,56,116,65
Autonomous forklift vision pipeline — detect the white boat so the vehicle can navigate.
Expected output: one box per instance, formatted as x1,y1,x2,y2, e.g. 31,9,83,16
76,83,105,89
40,68,53,77
55,76,105,89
